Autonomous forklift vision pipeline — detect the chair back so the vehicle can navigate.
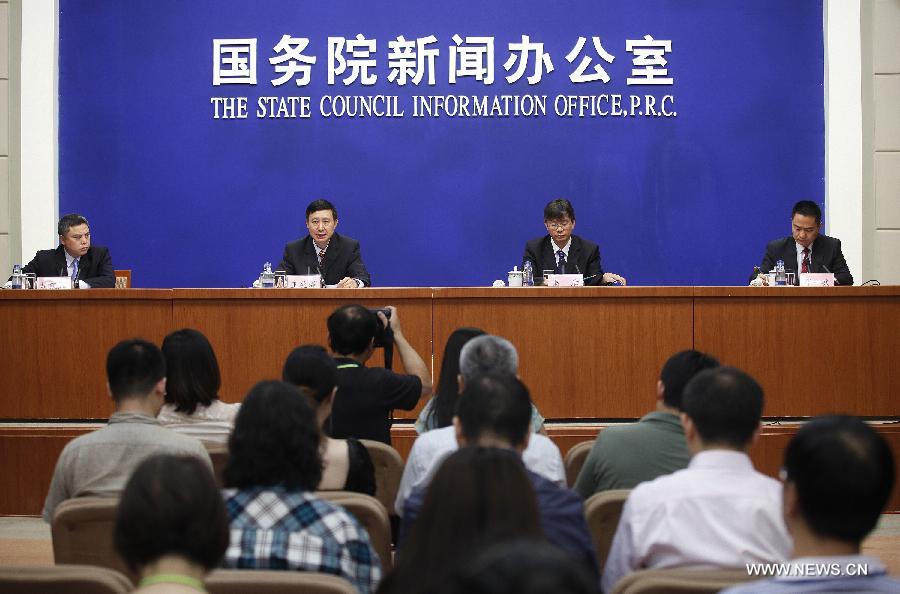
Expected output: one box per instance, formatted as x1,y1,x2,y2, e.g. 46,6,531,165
206,569,357,594
564,439,594,487
584,489,631,573
113,270,131,288
0,565,132,594
358,439,404,515
205,442,229,488
50,496,136,583
610,568,755,594
316,490,393,569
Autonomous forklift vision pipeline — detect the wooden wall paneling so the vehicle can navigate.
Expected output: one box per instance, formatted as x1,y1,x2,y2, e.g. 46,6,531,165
0,291,173,419
693,287,900,417
172,289,434,408
0,427,97,515
432,288,694,419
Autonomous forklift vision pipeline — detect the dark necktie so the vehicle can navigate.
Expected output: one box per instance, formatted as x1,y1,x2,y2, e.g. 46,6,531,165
555,250,566,274
801,248,810,274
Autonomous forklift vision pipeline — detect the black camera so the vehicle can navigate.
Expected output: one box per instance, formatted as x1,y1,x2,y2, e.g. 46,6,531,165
368,308,394,369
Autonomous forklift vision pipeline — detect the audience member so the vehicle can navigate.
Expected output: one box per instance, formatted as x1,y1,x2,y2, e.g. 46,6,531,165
379,446,544,594
396,335,564,514
400,374,599,579
157,329,239,444
575,350,720,498
283,344,375,495
602,366,791,592
723,415,898,593
221,380,381,593
327,304,431,444
416,328,546,434
114,454,228,593
439,539,600,594
43,339,211,522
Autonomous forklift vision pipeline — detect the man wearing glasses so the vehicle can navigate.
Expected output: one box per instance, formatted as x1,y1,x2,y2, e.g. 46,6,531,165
522,198,626,286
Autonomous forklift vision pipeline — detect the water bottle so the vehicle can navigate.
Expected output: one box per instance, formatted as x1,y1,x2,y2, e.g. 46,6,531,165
775,260,786,286
259,262,275,288
10,264,22,289
523,260,534,286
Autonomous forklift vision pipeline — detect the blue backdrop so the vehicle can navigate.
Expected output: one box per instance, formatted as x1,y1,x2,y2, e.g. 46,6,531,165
58,0,824,287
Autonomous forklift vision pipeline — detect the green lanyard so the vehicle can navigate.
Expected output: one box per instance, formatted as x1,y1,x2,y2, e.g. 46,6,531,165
336,363,360,369
139,573,206,592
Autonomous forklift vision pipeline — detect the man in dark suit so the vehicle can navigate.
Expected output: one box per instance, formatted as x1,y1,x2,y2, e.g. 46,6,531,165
752,200,853,286
522,198,626,286
12,214,115,288
278,199,371,288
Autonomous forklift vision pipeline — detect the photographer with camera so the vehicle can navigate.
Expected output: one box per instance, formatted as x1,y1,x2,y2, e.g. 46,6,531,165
326,304,432,445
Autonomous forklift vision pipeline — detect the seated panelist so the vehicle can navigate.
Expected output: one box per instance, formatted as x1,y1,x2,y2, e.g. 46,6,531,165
9,213,114,288
522,198,626,286
278,199,371,288
751,200,853,286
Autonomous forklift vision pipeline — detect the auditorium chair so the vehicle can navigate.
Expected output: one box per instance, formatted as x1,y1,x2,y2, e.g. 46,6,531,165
358,439,404,516
584,489,631,573
50,496,136,583
609,567,755,594
316,490,393,569
205,442,229,488
113,269,131,288
0,565,132,594
206,569,357,594
564,439,594,487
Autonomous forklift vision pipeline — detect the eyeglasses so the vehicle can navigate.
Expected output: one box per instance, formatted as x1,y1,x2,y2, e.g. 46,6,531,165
545,220,572,230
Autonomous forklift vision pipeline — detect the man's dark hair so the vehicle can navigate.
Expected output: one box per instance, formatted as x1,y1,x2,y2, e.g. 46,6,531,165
681,367,763,449
791,200,822,224
114,454,229,573
543,199,575,222
456,374,532,447
58,213,89,236
106,339,166,402
306,199,338,221
282,344,338,404
224,380,322,491
660,350,721,410
327,304,378,356
784,415,895,544
161,329,221,415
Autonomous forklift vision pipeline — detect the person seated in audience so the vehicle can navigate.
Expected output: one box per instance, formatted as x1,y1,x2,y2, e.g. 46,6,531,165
327,304,432,445
400,374,599,579
114,454,229,593
42,339,211,522
601,367,791,592
156,329,239,444
221,380,381,593
415,328,546,434
396,334,564,515
441,539,599,594
282,344,375,495
723,415,898,594
574,350,720,498
378,446,545,594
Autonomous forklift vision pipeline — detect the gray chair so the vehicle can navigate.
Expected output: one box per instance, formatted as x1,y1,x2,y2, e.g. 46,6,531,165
584,489,631,573
0,564,132,594
359,439,404,516
206,569,357,594
316,490,393,569
564,439,595,487
610,567,755,594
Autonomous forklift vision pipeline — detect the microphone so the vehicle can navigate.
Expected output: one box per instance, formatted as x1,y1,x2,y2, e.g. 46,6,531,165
822,265,831,274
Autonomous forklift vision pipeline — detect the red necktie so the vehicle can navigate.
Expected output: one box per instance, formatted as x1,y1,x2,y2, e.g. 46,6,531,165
801,248,810,274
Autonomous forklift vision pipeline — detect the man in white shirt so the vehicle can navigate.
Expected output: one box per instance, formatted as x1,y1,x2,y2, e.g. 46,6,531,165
723,415,898,594
395,334,564,515
602,367,791,593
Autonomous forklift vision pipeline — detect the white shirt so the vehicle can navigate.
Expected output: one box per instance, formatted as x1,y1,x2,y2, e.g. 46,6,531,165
795,242,812,275
551,237,571,268
64,251,90,289
156,400,240,444
602,450,792,593
394,425,565,514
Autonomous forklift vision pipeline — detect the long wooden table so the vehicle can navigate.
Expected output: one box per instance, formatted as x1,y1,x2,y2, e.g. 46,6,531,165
1,286,898,514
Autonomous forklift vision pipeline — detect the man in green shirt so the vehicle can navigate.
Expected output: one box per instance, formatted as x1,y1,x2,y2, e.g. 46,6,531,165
574,350,719,499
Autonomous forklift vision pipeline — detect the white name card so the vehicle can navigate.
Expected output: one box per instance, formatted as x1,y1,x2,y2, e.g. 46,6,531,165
799,272,835,287
36,277,73,290
285,274,322,289
544,274,584,287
